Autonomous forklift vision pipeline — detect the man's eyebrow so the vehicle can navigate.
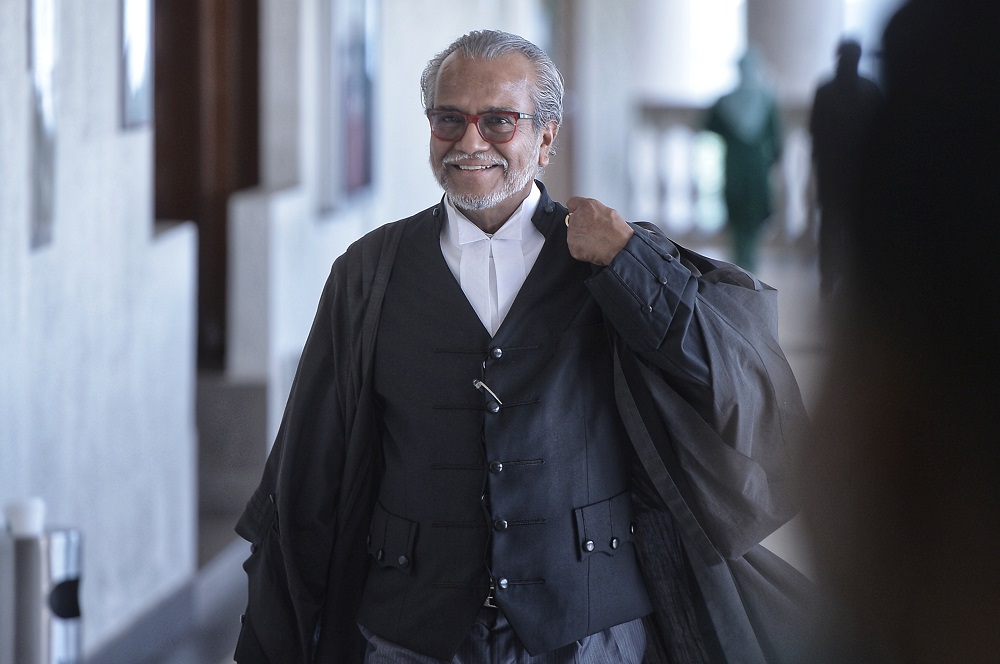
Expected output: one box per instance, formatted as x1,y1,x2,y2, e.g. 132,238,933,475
431,105,518,114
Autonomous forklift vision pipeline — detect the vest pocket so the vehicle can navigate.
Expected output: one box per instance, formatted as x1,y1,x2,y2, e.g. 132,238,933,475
573,491,634,561
367,502,419,574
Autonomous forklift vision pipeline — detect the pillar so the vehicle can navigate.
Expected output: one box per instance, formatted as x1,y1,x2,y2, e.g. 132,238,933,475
746,0,844,104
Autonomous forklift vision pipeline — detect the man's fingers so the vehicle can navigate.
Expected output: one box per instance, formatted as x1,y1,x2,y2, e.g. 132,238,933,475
565,196,597,216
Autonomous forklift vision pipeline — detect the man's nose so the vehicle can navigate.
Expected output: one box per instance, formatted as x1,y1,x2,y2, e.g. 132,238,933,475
453,119,491,153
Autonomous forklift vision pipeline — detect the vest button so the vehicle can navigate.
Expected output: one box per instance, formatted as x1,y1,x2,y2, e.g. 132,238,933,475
397,555,409,567
582,539,595,553
491,347,503,359
610,537,620,550
376,548,384,562
488,402,500,414
489,460,504,473
494,519,508,531
498,577,509,589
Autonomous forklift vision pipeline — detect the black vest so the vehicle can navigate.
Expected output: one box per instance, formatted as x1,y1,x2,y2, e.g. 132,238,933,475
357,200,652,658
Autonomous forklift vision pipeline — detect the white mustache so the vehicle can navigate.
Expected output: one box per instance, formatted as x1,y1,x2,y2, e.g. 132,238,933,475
442,153,508,169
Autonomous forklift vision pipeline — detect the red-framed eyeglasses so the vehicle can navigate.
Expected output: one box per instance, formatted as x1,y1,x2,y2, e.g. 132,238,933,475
426,109,536,144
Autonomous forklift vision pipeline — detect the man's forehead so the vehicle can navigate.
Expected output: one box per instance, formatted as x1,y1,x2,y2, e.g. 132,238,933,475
434,52,535,102
439,51,533,78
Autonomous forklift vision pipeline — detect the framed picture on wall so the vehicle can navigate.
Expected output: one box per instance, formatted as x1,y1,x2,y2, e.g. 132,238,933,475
120,0,152,129
317,0,375,212
339,0,374,195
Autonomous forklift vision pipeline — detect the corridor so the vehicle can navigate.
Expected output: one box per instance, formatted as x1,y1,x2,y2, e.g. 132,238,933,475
3,1,914,661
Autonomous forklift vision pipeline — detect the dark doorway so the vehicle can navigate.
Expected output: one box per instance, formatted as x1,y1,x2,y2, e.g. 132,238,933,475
154,0,260,370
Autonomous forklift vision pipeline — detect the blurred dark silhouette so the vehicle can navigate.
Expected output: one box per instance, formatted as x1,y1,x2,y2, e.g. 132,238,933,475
808,39,883,298
805,0,1000,661
705,49,783,272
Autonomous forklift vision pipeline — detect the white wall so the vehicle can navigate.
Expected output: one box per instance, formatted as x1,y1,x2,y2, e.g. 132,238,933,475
0,0,198,654
570,0,637,208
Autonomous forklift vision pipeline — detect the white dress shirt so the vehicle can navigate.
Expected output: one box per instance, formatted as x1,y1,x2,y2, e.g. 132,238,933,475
440,184,546,336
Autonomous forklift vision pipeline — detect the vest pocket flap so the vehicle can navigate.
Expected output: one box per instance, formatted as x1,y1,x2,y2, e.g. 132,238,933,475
573,491,634,561
367,502,418,573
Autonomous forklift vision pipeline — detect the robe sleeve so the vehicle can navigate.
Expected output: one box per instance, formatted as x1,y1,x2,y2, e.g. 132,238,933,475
585,224,710,397
234,220,404,663
587,222,809,561
233,261,354,662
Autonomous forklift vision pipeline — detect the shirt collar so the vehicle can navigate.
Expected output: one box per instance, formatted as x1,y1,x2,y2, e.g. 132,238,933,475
444,183,542,246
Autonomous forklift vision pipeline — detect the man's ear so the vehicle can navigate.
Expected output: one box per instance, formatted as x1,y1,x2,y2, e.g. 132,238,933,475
537,121,559,167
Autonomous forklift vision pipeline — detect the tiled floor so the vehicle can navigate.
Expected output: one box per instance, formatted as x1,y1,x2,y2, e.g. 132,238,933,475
83,536,248,664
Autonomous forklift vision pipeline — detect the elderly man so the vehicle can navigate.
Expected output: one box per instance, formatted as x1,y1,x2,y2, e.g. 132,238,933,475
234,30,811,664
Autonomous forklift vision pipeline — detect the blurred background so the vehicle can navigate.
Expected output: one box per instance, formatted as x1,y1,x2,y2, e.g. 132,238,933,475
1,0,905,661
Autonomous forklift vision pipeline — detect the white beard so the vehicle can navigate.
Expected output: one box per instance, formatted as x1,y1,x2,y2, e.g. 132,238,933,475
433,152,538,212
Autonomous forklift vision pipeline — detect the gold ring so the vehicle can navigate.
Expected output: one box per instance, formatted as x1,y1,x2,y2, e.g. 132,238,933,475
565,213,571,227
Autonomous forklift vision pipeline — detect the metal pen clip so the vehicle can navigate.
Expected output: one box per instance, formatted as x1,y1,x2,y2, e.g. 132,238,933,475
484,582,498,608
472,379,503,405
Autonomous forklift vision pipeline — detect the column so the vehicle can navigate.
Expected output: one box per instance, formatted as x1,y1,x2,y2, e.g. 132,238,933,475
746,0,844,104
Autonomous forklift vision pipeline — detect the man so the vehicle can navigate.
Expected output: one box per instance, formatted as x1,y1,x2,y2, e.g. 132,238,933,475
705,49,784,273
234,30,811,663
808,39,883,298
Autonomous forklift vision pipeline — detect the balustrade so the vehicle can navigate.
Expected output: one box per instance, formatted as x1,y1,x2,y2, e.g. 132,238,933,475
630,101,816,250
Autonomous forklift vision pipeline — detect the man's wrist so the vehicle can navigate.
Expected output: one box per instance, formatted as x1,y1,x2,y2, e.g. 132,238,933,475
596,222,634,266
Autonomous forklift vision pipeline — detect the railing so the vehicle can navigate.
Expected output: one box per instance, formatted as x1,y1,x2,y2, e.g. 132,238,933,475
629,101,816,249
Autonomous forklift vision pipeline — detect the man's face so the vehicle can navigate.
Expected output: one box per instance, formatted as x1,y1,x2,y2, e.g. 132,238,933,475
428,52,557,231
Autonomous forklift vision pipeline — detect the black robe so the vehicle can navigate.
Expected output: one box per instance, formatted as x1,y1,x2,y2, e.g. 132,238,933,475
234,185,816,663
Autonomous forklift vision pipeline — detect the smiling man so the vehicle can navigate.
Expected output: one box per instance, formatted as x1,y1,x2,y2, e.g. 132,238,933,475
426,49,555,233
234,30,811,664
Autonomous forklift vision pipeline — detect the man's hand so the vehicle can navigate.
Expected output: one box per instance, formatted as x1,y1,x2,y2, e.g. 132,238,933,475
565,196,635,266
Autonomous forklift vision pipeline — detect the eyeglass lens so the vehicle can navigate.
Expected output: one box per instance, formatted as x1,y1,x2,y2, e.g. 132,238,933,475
428,111,522,144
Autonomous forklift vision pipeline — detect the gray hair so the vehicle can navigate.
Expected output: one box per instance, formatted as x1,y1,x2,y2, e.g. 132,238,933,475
420,30,565,131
